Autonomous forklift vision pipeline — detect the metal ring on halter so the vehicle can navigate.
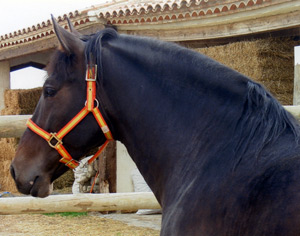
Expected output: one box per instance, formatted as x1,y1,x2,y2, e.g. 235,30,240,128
85,99,99,108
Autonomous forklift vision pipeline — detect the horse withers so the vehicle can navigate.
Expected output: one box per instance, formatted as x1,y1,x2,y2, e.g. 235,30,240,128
10,16,300,235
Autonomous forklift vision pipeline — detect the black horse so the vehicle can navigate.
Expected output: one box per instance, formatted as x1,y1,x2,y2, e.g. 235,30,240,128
10,17,300,235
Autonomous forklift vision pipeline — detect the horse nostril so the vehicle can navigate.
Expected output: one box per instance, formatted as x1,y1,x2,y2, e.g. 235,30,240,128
10,165,16,181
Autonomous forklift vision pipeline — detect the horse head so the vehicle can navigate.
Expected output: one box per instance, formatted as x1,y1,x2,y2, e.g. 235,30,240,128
10,17,109,197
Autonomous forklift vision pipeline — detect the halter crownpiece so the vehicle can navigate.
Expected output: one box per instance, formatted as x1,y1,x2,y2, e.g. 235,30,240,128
26,63,113,169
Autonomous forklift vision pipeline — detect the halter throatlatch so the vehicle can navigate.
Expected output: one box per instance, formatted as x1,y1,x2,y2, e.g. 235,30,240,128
26,64,113,169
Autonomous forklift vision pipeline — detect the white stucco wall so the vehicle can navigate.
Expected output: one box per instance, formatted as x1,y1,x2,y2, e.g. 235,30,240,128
116,141,137,192
294,46,300,105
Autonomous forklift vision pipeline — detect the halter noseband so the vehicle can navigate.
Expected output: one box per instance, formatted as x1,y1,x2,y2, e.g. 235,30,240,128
26,64,113,169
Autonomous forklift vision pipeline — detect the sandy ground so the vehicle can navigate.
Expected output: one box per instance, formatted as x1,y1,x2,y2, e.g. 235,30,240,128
98,213,162,231
0,213,161,236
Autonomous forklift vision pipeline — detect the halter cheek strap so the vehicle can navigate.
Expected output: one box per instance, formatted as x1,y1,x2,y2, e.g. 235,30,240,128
26,64,113,169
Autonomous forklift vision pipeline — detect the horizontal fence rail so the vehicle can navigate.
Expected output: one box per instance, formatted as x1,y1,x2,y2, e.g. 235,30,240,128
0,192,161,215
0,115,31,138
1,106,300,138
1,107,300,215
283,105,300,119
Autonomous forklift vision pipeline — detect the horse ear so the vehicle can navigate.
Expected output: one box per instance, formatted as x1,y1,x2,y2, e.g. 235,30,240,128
51,15,84,56
66,17,82,38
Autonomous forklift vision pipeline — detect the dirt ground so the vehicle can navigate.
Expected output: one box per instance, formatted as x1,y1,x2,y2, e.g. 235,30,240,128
0,213,161,236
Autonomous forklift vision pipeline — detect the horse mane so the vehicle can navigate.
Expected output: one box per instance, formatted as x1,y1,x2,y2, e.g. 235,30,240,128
84,28,118,77
84,29,300,169
233,81,300,169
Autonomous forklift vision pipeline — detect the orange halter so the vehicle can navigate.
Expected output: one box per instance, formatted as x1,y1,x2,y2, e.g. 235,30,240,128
26,64,113,169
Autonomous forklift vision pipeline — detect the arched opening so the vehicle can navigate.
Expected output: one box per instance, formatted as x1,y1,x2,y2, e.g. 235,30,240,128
10,67,46,89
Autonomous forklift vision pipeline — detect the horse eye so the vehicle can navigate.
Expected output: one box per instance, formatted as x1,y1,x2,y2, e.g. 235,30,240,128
44,87,57,97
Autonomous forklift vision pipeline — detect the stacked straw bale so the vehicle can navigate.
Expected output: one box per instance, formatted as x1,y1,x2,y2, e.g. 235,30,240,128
52,170,75,192
0,138,19,193
0,88,42,193
1,88,42,115
195,38,298,105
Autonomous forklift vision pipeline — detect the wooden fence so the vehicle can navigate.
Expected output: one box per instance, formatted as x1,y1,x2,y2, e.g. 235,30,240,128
1,106,300,138
1,105,300,215
0,115,161,215
0,192,161,215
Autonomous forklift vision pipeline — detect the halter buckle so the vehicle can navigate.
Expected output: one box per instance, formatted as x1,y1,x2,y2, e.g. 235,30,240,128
48,133,63,149
63,158,80,169
85,65,97,82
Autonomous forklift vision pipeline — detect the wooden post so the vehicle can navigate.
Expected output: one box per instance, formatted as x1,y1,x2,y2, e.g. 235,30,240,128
0,61,10,111
98,141,116,193
0,192,161,215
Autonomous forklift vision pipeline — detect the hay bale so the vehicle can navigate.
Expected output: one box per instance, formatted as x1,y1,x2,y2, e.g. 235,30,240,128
4,87,42,110
1,108,35,115
0,139,19,193
0,138,19,161
0,88,42,193
53,169,75,190
0,160,17,193
1,88,42,115
195,38,298,105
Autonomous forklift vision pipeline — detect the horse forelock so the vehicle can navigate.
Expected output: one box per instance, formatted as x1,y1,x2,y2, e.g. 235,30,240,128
46,48,84,83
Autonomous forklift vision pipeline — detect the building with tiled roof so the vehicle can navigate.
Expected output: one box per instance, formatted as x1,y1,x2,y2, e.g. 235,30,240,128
2,0,300,53
0,0,299,108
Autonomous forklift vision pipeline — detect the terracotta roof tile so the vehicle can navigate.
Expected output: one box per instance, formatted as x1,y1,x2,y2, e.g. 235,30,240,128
0,10,88,49
96,0,270,25
0,0,286,49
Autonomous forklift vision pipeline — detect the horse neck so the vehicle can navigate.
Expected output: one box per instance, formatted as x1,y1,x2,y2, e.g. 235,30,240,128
96,36,255,200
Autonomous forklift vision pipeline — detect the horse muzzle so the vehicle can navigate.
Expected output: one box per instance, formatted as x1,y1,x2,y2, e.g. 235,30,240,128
10,161,52,198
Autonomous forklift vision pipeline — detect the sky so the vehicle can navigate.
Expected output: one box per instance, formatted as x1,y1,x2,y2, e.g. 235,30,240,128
0,0,106,89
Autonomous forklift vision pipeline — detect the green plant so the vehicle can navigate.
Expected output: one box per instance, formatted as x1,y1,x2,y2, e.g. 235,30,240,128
44,212,88,217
